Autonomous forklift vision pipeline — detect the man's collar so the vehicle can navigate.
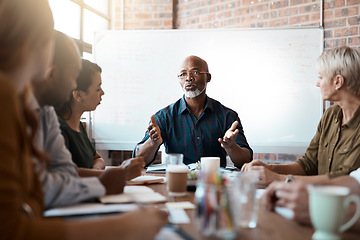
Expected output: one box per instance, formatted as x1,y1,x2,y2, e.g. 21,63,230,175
178,95,212,114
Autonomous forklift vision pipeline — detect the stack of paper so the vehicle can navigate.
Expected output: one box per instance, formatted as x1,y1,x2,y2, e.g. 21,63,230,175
127,175,165,185
100,186,167,204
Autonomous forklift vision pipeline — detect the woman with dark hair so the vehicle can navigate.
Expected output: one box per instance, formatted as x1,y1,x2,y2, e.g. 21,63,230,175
57,59,106,171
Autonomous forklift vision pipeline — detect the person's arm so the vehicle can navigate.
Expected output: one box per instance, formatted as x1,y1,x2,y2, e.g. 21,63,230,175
38,107,105,208
268,162,307,175
241,161,307,188
218,121,252,168
136,116,163,166
262,181,312,225
223,144,251,168
245,115,323,176
92,152,105,170
262,174,360,228
78,168,103,177
97,167,126,195
79,157,145,181
77,167,127,195
242,160,307,175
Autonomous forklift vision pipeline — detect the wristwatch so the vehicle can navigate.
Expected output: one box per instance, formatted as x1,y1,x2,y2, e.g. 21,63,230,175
285,174,294,183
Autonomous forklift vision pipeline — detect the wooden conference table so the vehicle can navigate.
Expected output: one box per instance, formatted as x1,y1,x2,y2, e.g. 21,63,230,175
146,173,359,240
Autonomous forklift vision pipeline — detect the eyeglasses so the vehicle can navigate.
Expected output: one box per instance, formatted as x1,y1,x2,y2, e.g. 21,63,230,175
177,70,208,80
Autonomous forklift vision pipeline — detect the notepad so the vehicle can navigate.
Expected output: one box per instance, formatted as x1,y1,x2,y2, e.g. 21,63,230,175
146,163,167,173
165,201,196,210
100,186,167,204
127,175,165,185
146,163,198,173
168,209,190,224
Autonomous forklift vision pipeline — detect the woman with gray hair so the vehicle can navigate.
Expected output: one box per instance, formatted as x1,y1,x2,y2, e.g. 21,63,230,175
242,46,360,188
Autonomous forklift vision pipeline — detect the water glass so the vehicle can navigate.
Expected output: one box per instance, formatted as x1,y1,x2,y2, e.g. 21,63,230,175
195,181,237,239
232,171,259,228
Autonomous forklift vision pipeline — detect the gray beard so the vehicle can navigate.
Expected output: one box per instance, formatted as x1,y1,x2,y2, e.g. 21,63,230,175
183,84,206,98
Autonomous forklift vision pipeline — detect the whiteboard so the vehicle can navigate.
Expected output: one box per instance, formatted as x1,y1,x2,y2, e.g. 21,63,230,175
93,28,323,154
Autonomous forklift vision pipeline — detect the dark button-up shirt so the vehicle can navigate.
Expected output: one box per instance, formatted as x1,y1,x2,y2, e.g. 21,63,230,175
297,105,360,178
136,95,253,167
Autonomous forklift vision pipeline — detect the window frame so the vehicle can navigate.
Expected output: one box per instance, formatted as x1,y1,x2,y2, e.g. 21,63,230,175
52,0,111,56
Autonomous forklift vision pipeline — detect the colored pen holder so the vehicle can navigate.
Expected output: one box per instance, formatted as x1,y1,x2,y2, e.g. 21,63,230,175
195,181,237,239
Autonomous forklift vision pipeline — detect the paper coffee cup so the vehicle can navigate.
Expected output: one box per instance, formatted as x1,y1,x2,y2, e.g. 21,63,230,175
200,157,220,174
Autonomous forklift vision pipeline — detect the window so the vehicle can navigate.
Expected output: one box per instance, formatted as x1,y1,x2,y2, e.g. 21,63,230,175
49,0,110,139
49,0,111,58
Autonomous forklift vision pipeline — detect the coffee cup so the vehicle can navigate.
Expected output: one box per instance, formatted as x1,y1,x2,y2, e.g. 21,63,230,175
200,157,220,175
166,153,188,197
308,185,360,240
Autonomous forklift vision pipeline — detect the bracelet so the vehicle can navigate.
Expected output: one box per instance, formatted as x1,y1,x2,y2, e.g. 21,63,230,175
285,174,294,183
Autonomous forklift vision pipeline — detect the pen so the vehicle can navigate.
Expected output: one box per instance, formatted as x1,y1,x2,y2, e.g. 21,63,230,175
135,145,140,157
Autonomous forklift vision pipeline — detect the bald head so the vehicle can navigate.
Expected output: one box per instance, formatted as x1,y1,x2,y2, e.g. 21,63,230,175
181,55,209,73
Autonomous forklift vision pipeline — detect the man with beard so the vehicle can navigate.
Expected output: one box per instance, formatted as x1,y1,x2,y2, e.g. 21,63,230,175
134,55,252,169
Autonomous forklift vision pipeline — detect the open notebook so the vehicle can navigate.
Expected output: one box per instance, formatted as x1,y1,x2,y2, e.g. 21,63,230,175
100,185,167,204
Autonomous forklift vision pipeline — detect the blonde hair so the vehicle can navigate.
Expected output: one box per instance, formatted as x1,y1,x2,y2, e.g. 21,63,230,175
316,46,360,96
0,0,54,71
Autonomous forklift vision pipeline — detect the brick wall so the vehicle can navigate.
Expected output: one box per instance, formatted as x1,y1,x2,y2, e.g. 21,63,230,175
111,0,360,162
323,0,360,48
113,0,360,48
113,0,173,29
176,0,321,28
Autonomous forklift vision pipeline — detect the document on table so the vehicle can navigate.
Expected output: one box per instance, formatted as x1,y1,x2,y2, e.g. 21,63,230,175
127,175,165,185
165,201,195,210
168,209,190,224
100,186,167,204
44,203,138,217
146,163,198,173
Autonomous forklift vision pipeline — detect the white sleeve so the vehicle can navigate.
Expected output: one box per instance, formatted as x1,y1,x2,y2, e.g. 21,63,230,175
350,168,360,184
38,106,105,209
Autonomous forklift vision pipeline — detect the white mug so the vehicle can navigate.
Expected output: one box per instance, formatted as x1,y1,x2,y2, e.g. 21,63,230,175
308,185,360,240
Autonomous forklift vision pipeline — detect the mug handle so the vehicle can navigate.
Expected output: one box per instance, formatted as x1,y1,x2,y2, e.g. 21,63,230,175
340,194,360,232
